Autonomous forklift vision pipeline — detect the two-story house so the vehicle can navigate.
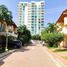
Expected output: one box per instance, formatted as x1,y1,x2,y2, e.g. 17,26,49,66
56,9,67,47
0,21,17,37
0,20,18,50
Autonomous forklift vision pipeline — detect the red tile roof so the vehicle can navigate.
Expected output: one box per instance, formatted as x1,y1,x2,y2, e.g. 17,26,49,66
56,9,67,23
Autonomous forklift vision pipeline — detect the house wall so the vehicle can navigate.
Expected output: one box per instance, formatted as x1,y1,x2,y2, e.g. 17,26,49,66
57,16,67,47
7,25,14,33
64,35,67,47
63,17,67,47
0,21,17,36
12,25,17,34
56,23,64,33
13,28,17,34
0,21,7,32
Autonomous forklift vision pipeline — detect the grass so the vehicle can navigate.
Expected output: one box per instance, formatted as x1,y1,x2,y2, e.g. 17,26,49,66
48,46,67,52
62,56,67,60
48,46,67,61
54,49,67,52
48,46,57,51
0,48,5,53
0,47,13,54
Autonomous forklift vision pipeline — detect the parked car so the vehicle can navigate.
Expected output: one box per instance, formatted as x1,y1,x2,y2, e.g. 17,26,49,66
8,40,22,49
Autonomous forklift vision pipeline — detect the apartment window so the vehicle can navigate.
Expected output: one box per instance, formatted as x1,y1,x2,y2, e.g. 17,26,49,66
35,16,37,18
31,3,35,7
32,10,35,12
41,24,44,26
39,27,40,29
41,21,44,23
41,18,44,20
41,12,44,14
32,16,34,18
41,3,44,6
38,19,40,21
35,24,36,26
32,18,34,20
38,21,40,23
32,30,34,32
32,27,34,32
41,15,44,18
32,21,34,23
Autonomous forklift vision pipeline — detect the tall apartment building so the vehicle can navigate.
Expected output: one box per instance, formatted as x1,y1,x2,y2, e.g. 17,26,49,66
18,1,44,35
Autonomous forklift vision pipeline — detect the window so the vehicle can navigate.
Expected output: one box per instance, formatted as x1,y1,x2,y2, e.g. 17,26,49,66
39,27,40,29
64,17,67,25
41,18,44,20
0,22,3,32
41,24,44,26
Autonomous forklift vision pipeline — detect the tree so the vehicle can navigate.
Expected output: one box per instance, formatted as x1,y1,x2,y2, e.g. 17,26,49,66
41,31,63,47
0,5,13,51
0,5,13,24
18,25,31,46
46,23,58,33
32,35,41,40
41,23,63,47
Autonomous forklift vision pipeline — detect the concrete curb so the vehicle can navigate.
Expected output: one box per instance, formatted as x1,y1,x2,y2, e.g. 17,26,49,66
41,46,67,67
0,50,15,60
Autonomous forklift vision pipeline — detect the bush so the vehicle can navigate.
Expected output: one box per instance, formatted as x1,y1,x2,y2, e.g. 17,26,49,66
32,35,41,40
0,35,16,50
8,36,16,41
41,32,64,47
18,25,31,46
0,36,6,50
18,30,31,44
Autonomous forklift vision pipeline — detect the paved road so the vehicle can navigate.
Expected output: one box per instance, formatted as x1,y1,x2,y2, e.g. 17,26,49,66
0,44,57,67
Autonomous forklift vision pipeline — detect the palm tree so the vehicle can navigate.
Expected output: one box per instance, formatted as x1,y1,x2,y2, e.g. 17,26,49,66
0,5,13,51
0,5,13,24
47,23,57,33
18,25,26,33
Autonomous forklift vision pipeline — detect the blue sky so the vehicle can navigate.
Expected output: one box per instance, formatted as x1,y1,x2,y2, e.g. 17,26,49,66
0,0,67,26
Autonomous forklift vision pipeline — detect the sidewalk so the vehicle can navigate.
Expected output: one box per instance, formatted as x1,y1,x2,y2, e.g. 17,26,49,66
0,50,15,60
42,46,67,67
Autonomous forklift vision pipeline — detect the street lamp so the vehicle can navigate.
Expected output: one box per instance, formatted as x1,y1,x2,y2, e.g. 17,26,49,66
5,32,9,51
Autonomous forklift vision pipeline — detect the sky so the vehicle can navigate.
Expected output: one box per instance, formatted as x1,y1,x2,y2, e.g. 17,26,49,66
0,0,67,26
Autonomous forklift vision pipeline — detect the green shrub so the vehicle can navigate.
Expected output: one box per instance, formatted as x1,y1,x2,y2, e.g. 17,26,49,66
0,35,16,50
18,25,31,45
32,35,41,40
41,32,64,47
8,36,16,41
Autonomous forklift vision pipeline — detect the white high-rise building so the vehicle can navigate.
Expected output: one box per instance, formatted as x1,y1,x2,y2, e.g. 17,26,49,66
18,1,45,35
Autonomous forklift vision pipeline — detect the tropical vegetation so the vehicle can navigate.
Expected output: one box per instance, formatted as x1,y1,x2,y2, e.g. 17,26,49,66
41,23,64,47
0,5,13,24
31,35,41,40
17,25,31,46
0,5,14,51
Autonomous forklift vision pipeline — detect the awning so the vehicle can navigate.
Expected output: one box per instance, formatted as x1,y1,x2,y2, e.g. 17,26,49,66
0,32,17,37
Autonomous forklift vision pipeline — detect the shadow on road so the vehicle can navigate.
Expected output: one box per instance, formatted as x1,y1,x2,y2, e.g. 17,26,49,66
0,42,35,66
25,42,36,46
0,50,15,66
15,47,30,52
0,60,4,66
